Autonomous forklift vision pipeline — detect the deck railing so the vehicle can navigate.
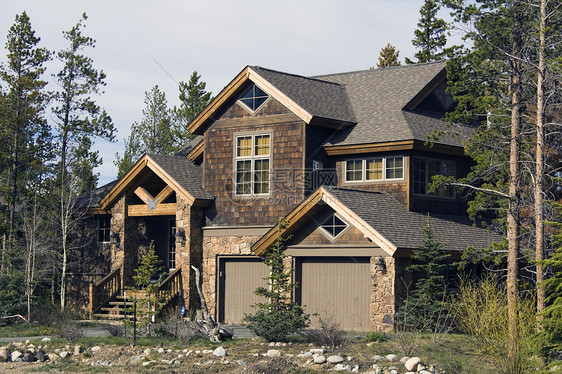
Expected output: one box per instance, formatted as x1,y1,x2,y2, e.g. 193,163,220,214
89,265,122,318
156,266,182,307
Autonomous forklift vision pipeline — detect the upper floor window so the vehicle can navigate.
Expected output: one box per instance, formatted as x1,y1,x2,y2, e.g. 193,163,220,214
413,158,455,197
98,216,111,243
320,213,349,240
235,134,271,196
238,84,269,113
345,156,404,182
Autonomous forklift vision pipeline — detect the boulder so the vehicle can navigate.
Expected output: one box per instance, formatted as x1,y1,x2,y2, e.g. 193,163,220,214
310,348,324,354
91,346,101,352
59,351,70,359
41,337,51,342
11,351,22,362
36,351,47,362
327,355,344,364
265,349,281,358
334,363,351,371
48,353,60,362
386,353,398,362
22,353,36,362
313,355,326,364
405,357,422,371
0,349,9,362
213,346,227,357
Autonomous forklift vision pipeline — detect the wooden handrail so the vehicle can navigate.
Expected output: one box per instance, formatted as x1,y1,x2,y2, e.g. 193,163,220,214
157,266,182,307
89,266,122,318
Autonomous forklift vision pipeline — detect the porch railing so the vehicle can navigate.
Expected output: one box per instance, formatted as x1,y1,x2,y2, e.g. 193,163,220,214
157,266,182,307
89,265,122,318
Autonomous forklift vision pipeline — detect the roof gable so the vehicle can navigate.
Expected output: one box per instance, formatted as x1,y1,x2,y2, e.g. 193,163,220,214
99,154,212,210
251,186,499,256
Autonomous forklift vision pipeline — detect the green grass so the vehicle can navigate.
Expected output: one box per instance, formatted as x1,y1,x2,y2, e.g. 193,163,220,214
0,323,54,337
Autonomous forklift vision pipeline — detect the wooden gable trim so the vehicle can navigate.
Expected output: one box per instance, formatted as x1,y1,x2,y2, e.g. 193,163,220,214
324,139,465,157
99,154,199,210
127,203,176,217
187,139,204,162
247,69,313,124
252,189,324,256
251,186,396,256
324,140,415,156
187,67,250,135
403,67,447,111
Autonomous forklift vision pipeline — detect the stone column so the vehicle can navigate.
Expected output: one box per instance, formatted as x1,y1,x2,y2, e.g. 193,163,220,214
370,256,396,332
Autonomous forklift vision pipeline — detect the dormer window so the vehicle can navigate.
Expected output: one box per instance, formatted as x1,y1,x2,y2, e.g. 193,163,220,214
320,213,349,240
238,84,269,113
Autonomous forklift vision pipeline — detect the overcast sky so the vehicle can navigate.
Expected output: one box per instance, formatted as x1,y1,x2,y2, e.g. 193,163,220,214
1,0,460,186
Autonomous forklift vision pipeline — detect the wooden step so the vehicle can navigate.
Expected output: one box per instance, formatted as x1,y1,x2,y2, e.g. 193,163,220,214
93,313,136,320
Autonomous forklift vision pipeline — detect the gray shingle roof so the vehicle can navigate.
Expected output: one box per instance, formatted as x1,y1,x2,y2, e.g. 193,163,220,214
249,66,356,124
147,154,212,200
327,187,498,252
77,180,118,208
175,135,204,157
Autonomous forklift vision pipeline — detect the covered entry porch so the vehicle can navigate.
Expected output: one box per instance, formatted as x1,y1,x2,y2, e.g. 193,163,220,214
88,154,211,319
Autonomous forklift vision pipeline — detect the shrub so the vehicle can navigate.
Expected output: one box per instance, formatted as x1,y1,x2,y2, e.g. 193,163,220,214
0,271,26,317
104,324,125,337
303,316,346,351
365,331,387,343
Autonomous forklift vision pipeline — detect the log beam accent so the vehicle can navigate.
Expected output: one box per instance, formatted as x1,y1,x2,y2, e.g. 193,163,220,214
134,186,155,205
127,203,177,217
155,185,174,203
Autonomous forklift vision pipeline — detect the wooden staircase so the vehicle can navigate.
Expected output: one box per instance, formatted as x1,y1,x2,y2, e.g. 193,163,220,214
90,266,183,320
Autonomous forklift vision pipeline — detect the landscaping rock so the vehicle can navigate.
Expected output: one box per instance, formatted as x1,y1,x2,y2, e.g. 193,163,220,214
22,352,35,362
310,348,324,354
202,349,213,354
297,351,312,358
157,347,165,354
400,356,410,363
142,360,156,366
213,346,227,357
237,359,246,366
49,353,60,362
405,357,422,371
265,349,281,357
59,351,70,358
91,346,101,352
386,353,398,362
419,371,433,374
334,363,351,371
74,345,83,355
372,355,383,362
41,337,51,342
36,351,47,362
327,355,344,364
129,355,144,365
11,351,22,362
313,355,326,364
0,349,9,362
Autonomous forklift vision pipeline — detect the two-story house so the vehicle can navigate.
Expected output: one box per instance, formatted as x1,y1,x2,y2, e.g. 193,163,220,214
75,61,496,331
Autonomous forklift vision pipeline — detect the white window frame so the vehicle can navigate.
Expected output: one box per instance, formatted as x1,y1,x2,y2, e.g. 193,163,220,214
169,219,176,270
237,84,270,114
97,216,111,244
344,156,405,183
234,133,272,197
319,212,350,241
412,157,456,198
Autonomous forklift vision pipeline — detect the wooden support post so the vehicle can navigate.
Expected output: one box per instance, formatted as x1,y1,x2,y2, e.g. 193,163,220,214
89,283,94,319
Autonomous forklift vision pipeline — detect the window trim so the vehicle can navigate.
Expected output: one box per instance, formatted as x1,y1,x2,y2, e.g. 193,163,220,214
97,216,111,244
233,132,272,197
319,212,350,241
412,157,456,198
236,84,270,114
344,156,405,183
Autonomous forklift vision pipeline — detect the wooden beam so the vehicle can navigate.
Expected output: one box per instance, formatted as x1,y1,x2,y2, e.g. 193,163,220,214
99,156,149,210
145,156,196,206
324,139,466,157
127,203,177,217
134,186,155,205
155,185,174,203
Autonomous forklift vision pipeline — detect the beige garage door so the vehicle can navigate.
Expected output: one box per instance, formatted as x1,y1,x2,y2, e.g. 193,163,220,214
218,257,269,324
297,257,370,331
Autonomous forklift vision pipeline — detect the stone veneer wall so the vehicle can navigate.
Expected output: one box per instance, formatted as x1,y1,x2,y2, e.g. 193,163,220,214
370,256,396,332
176,198,205,312
202,235,262,319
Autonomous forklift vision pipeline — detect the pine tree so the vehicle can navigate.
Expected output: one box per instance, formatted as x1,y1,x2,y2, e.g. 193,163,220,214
242,219,310,341
406,0,449,64
0,12,51,272
114,85,173,177
172,71,212,149
376,43,401,68
52,13,115,309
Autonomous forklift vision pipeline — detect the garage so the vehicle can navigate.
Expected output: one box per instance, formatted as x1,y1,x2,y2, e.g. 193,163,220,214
295,257,371,331
217,257,269,324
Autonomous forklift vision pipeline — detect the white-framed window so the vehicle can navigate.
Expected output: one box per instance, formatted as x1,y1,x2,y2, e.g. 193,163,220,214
344,156,404,183
320,213,349,240
97,216,111,243
237,84,269,113
413,158,455,197
235,133,271,196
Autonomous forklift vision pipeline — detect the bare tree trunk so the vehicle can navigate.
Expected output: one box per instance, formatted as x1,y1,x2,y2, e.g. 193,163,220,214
507,12,523,374
534,0,547,316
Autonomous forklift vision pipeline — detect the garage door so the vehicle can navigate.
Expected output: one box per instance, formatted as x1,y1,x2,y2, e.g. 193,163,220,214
218,257,269,324
296,257,370,331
